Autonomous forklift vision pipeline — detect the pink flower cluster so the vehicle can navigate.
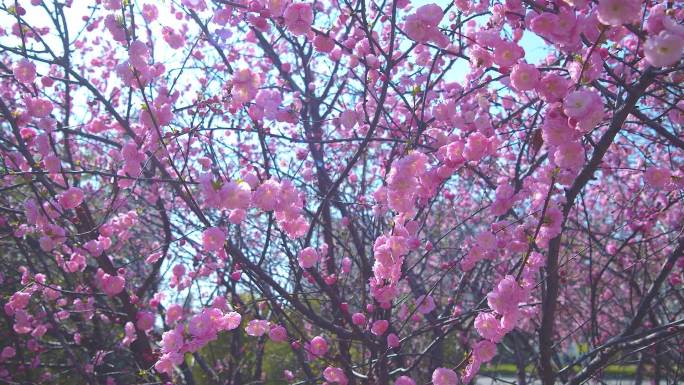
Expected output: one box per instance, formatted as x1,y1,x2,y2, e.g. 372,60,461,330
117,141,146,186
231,69,261,106
465,255,544,382
116,39,166,87
405,4,449,48
155,308,241,374
199,172,254,223
528,7,582,48
382,151,429,215
201,173,308,237
369,219,420,305
644,13,684,67
254,179,309,238
461,230,498,271
96,269,126,297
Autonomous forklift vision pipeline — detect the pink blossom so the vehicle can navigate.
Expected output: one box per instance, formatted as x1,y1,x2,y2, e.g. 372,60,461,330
8,292,31,311
487,275,526,316
643,166,671,189
510,62,540,91
26,98,53,118
136,311,155,331
596,0,641,27
530,13,555,37
101,274,125,297
202,227,226,252
644,31,684,67
122,322,137,347
395,376,416,385
538,73,569,102
314,35,335,52
104,14,126,42
231,69,261,105
155,352,184,374
283,3,313,36
221,311,242,330
222,180,252,210
103,0,122,10
432,367,459,385
405,4,448,47
473,340,497,363
245,319,270,336
563,90,595,118
58,187,84,209
298,247,320,269
141,4,158,22
351,312,366,325
162,27,186,50
492,40,524,67
1,346,16,360
554,141,585,170
474,312,505,342
415,295,436,314
268,325,288,342
166,304,184,324
161,326,185,353
309,335,329,357
189,311,217,341
253,179,280,211
126,41,149,75
323,366,348,385
387,333,400,348
371,319,389,336
13,59,36,84
463,132,492,162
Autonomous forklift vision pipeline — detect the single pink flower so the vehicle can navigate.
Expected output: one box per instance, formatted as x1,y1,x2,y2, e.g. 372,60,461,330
644,31,684,67
371,319,389,336
268,325,288,343
394,376,416,385
387,333,400,348
202,227,226,252
58,187,84,209
1,346,16,360
538,73,569,102
253,179,280,211
510,62,540,91
415,294,436,314
166,304,184,324
473,339,497,363
309,335,328,357
13,59,36,84
283,3,313,36
474,312,505,342
643,166,672,189
101,274,125,296
563,89,598,118
432,367,459,385
298,247,320,269
221,311,242,330
245,319,270,336
596,0,641,26
161,326,185,353
351,312,366,326
314,35,335,52
323,366,348,385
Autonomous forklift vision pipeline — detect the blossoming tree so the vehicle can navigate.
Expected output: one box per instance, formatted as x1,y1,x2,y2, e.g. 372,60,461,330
1,0,683,384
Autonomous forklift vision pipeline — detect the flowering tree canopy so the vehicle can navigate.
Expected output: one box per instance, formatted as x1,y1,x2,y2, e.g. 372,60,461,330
1,0,683,384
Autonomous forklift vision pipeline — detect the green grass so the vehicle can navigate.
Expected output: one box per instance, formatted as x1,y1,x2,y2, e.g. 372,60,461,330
481,364,639,378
